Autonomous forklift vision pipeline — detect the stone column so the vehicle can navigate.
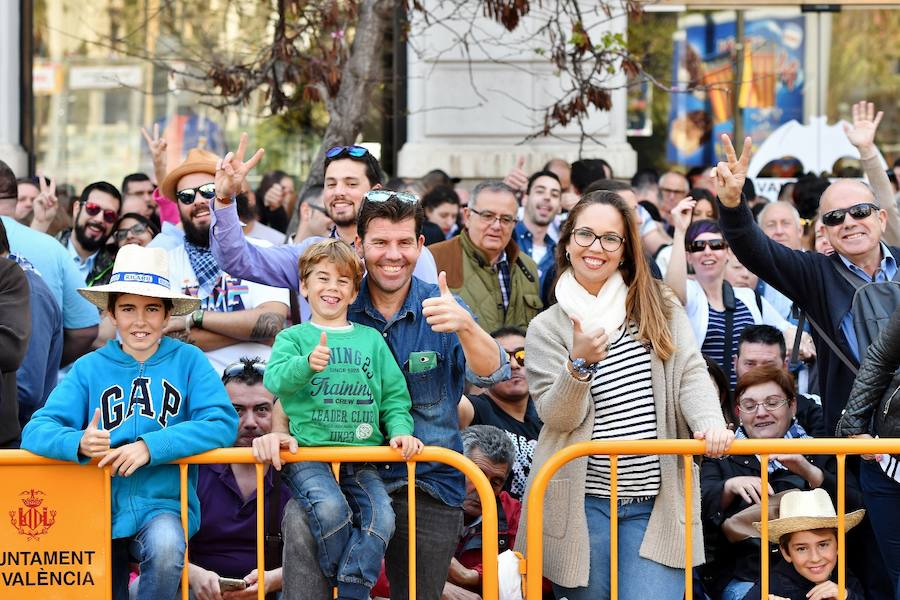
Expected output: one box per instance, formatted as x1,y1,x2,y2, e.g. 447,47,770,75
0,1,27,176
398,4,637,181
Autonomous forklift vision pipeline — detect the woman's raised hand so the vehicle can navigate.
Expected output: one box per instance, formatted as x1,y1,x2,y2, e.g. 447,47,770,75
570,316,609,365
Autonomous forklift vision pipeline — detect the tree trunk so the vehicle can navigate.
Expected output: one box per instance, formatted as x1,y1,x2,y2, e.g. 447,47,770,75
286,0,397,238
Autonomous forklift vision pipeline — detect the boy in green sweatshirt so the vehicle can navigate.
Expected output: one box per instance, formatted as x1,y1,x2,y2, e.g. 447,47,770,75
261,239,421,600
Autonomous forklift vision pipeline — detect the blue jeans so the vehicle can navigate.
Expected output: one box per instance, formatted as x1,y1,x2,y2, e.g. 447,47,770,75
552,496,684,600
112,512,185,600
283,461,395,600
721,579,754,600
860,459,900,599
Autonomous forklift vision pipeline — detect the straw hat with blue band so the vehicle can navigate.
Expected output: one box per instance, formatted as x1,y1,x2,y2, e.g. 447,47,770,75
78,244,200,316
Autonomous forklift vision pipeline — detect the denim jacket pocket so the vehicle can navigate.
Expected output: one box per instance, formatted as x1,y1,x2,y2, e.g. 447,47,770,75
403,353,446,409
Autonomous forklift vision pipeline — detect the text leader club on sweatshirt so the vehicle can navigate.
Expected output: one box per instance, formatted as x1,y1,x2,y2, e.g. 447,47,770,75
264,322,414,447
21,337,239,539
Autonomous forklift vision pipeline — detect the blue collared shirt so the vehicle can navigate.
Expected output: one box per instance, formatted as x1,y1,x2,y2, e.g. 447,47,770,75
514,221,556,288
838,243,898,361
66,236,97,283
348,276,510,507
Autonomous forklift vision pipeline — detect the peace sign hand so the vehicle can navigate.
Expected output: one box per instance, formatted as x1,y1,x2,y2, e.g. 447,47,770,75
141,123,168,183
30,173,58,232
215,132,265,202
712,134,752,208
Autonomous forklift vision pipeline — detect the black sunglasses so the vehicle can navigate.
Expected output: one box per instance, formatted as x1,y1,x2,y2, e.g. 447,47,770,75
821,203,880,227
175,183,216,205
222,360,266,380
688,239,728,253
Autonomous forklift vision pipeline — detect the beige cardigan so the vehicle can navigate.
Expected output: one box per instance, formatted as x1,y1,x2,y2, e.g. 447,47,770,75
513,299,726,588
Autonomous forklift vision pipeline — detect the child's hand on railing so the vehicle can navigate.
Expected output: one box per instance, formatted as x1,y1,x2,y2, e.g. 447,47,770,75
390,435,424,461
98,440,150,477
252,432,298,470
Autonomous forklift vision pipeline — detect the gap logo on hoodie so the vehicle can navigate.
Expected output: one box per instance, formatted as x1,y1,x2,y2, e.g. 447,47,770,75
101,377,183,431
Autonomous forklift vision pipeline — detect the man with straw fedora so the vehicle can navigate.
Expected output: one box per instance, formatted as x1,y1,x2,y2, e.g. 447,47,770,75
155,146,289,374
22,244,239,600
744,488,865,600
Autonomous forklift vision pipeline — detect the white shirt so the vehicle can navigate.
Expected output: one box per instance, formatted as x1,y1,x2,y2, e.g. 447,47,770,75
166,238,290,374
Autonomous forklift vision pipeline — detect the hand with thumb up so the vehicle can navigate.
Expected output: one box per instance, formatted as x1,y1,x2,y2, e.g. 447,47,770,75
502,155,529,194
308,331,331,372
79,408,111,459
570,316,610,365
422,271,472,334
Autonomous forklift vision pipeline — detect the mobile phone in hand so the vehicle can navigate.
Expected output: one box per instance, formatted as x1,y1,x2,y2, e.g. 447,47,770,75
219,577,248,592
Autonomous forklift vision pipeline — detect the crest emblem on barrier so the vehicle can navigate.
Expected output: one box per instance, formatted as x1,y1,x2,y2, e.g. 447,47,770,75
8,489,56,540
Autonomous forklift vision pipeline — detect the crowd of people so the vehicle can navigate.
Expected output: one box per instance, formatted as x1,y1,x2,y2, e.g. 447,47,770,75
2,100,900,600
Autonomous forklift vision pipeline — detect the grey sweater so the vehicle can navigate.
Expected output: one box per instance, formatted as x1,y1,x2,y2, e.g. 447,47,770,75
513,297,726,588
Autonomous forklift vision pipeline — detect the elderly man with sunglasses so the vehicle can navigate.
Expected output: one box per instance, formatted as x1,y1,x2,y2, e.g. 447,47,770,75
207,139,438,322
715,132,900,596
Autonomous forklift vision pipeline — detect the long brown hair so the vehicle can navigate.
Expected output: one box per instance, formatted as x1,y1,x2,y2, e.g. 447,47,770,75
556,191,675,360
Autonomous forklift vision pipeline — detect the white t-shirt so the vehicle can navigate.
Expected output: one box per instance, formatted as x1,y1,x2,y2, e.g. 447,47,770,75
167,239,290,374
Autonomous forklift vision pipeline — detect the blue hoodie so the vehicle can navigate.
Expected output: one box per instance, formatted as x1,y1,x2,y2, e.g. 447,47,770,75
21,337,238,539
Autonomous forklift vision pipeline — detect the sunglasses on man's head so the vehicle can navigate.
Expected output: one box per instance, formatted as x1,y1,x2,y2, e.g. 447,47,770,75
222,360,266,380
688,239,728,253
821,202,880,228
175,183,216,205
325,145,370,160
364,190,419,204
82,201,117,224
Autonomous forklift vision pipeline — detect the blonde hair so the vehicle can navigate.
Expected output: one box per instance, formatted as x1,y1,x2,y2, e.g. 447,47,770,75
298,239,364,291
556,191,675,360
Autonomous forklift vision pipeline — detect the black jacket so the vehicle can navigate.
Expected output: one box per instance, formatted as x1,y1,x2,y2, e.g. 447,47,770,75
837,305,900,437
0,258,31,448
718,199,900,433
56,229,115,287
742,556,864,600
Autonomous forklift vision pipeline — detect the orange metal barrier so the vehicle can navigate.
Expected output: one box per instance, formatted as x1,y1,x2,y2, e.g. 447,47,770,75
1,446,499,600
523,438,900,600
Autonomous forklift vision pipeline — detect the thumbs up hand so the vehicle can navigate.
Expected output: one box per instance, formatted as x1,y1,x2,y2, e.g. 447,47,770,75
570,316,610,365
308,331,331,372
79,408,111,459
502,155,529,194
422,272,473,334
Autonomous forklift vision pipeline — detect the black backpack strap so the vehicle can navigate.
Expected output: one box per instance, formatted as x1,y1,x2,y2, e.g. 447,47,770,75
265,468,283,571
722,281,737,385
754,288,763,314
788,310,806,371
828,253,865,289
803,311,859,376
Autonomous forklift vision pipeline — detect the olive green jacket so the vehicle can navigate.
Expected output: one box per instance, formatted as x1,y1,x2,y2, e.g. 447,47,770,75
429,231,543,333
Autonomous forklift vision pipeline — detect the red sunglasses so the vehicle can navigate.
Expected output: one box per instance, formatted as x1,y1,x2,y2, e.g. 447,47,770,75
82,201,117,224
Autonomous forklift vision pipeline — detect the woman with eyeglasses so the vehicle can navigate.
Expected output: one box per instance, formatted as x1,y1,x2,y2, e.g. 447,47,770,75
700,365,848,600
514,191,733,600
112,213,159,249
666,198,790,389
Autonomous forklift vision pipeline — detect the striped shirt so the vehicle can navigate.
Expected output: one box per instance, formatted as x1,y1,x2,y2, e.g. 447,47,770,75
585,325,661,498
702,300,755,388
496,252,511,309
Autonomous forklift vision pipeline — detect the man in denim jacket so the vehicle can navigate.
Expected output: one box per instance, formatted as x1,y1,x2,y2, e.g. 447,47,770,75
253,193,510,600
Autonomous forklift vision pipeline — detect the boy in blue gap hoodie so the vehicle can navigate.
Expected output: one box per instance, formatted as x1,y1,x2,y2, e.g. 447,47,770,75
21,244,238,600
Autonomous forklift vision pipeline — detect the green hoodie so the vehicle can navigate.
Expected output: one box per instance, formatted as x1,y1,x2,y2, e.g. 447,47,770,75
264,322,413,447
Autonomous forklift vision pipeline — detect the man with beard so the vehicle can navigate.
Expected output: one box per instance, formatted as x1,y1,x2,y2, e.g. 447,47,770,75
158,148,289,373
53,181,121,287
458,327,541,500
186,357,290,599
210,139,438,321
513,170,561,290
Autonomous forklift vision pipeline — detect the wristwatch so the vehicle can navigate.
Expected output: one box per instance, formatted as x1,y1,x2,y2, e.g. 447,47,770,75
191,309,204,329
569,357,601,379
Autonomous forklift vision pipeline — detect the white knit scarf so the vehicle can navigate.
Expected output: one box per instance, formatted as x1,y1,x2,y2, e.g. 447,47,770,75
555,268,628,336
